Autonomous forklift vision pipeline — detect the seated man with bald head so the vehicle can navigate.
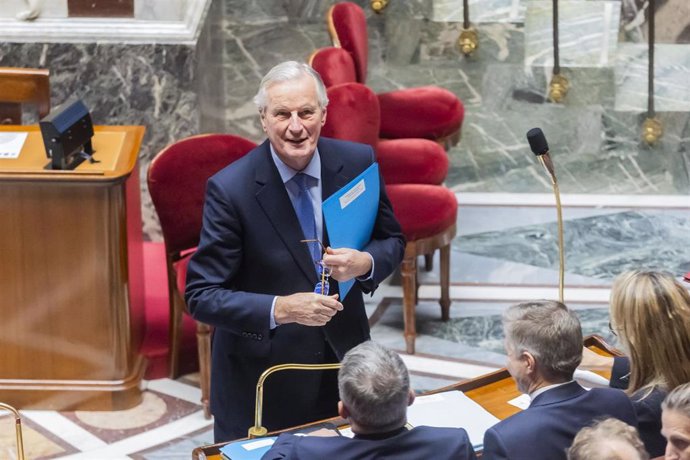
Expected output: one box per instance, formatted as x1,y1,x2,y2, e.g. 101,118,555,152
482,300,638,460
262,341,477,460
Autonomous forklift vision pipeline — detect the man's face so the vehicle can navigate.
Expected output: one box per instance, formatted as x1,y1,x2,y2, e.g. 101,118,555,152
662,409,690,460
260,74,326,171
505,340,530,394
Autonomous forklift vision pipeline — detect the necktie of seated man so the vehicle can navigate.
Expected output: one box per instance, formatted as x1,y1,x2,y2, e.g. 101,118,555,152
292,173,321,269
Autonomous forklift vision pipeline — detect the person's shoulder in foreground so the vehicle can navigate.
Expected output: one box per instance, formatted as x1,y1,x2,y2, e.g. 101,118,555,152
262,425,476,460
261,341,476,460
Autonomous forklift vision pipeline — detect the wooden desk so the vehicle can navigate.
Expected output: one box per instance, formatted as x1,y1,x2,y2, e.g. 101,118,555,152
0,125,146,410
193,336,620,459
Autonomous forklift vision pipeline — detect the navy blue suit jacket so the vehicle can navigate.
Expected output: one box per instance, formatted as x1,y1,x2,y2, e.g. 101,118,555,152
185,138,405,441
261,426,477,460
610,357,667,457
482,382,638,460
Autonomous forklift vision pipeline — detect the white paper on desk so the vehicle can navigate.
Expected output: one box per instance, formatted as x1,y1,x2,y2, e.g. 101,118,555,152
407,391,500,450
574,369,611,387
0,132,28,159
507,393,530,410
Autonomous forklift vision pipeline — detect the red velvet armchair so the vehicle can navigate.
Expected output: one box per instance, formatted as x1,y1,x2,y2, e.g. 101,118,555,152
322,81,458,354
326,2,464,146
313,49,449,185
147,134,257,417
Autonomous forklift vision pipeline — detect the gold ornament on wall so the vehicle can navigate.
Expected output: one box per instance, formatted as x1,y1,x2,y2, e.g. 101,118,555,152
641,117,663,144
548,73,569,103
457,27,478,56
371,0,388,14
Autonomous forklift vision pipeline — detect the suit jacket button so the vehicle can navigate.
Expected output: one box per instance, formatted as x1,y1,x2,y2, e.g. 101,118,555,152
258,334,263,340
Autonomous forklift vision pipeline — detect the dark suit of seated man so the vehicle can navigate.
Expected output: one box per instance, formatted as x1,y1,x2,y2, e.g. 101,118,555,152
261,341,477,460
482,300,638,460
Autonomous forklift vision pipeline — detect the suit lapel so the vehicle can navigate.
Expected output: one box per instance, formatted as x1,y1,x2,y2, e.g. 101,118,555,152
253,141,318,285
318,138,351,248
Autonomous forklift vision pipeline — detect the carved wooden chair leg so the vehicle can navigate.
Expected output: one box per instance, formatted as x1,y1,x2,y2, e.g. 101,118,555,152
168,259,184,379
197,320,212,419
401,247,418,355
439,243,451,321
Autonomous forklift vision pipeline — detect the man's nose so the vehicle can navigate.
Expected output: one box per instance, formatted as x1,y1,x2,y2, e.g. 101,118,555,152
288,112,303,131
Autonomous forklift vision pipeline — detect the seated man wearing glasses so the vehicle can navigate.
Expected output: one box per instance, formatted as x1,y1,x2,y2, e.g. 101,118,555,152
185,61,405,442
262,341,477,460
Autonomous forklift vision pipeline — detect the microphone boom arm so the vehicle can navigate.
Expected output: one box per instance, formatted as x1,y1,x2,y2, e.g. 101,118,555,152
248,362,342,438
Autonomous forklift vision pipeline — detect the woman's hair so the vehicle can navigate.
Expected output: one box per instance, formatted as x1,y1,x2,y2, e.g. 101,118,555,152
567,418,649,460
609,270,690,394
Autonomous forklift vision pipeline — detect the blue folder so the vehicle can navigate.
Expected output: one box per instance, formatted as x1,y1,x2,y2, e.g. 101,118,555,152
219,436,277,460
322,162,380,300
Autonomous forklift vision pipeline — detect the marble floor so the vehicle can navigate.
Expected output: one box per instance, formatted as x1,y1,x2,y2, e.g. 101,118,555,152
3,193,687,459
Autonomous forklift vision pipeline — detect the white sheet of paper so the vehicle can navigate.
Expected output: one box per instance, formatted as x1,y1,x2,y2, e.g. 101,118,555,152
338,426,355,438
507,393,530,410
574,369,611,387
407,391,500,449
0,132,28,159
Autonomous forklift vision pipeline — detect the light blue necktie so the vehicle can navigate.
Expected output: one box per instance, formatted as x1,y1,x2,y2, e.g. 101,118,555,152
292,173,320,266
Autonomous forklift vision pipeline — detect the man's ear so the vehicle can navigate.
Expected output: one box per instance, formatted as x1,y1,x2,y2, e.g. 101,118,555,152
407,389,416,407
523,351,537,374
338,400,349,419
259,110,267,132
321,107,327,125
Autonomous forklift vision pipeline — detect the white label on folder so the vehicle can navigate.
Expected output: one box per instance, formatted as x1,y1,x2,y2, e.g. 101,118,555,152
242,438,275,451
339,179,366,209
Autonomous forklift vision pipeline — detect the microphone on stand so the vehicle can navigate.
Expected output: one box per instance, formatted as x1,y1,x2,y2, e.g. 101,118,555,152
526,128,565,303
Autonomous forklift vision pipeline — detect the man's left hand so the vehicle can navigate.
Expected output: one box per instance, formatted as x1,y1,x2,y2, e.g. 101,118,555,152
323,247,372,281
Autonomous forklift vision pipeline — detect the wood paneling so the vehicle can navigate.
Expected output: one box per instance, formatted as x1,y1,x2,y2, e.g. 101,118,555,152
0,125,146,410
68,0,134,18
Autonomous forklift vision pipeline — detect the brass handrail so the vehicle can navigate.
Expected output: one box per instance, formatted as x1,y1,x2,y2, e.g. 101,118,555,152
0,402,25,460
248,362,342,438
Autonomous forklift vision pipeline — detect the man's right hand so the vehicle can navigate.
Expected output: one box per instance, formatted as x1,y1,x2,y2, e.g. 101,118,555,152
274,293,343,326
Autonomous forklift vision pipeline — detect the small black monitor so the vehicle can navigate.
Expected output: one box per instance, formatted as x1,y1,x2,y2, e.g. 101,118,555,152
40,98,94,170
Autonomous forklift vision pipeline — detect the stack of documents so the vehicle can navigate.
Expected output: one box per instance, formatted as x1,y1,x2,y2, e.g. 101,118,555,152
407,391,500,451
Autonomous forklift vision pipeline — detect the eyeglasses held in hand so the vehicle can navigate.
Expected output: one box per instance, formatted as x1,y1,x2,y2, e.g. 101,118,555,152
301,239,331,295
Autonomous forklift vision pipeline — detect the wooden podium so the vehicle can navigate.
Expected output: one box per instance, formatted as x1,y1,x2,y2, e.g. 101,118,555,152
0,125,147,410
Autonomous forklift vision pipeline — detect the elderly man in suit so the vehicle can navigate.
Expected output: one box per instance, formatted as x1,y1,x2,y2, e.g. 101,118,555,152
482,300,638,460
185,61,405,442
262,341,477,460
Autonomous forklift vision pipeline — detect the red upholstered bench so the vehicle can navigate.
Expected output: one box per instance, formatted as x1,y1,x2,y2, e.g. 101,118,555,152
386,184,458,354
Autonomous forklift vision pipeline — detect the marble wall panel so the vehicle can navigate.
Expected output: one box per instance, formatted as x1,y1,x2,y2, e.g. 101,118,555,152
614,44,690,112
620,0,690,43
135,0,188,21
456,210,690,279
3,0,68,18
432,0,526,24
524,1,621,68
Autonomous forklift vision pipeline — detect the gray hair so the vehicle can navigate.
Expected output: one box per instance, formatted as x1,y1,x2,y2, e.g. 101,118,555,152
338,341,410,431
503,300,583,381
662,382,690,417
567,418,649,460
253,61,329,112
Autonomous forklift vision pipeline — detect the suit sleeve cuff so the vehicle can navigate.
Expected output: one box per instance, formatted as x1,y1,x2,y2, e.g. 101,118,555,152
355,252,375,281
270,296,278,329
